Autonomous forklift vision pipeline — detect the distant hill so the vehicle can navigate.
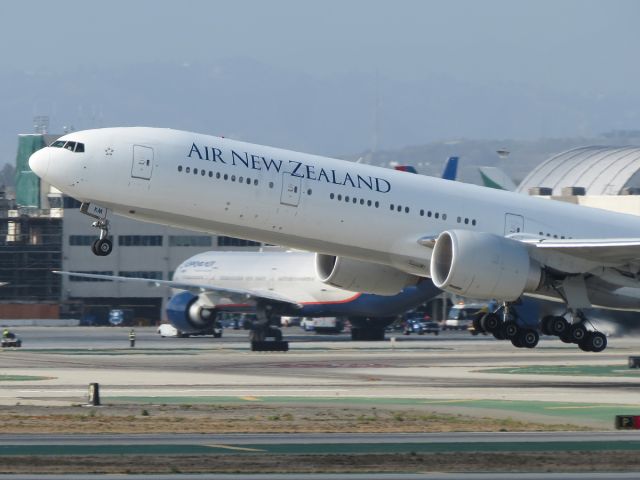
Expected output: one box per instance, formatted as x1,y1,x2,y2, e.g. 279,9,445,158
2,59,639,182
349,131,640,186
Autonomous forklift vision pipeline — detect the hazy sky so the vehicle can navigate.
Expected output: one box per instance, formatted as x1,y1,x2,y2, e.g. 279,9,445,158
0,0,639,165
2,0,638,94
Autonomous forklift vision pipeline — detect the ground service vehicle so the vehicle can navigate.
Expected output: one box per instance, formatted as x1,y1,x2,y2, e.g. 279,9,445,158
1,333,22,347
157,322,222,338
444,303,487,331
404,318,440,335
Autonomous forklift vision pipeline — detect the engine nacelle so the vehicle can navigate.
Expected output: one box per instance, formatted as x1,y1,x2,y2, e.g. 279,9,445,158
166,291,217,333
430,230,542,301
315,254,418,295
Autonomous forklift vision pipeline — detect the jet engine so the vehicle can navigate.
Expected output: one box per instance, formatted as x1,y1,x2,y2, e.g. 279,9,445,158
166,291,217,333
315,254,418,295
430,230,542,301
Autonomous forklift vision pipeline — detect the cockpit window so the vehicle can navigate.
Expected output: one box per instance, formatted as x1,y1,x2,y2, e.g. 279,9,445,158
49,140,85,152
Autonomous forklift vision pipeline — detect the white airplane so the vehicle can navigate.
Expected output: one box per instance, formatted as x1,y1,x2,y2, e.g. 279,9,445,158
57,250,441,343
29,127,640,352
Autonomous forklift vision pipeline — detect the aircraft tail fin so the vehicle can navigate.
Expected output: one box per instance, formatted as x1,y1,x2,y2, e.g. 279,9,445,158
394,165,418,174
394,156,459,180
441,156,459,181
478,166,517,191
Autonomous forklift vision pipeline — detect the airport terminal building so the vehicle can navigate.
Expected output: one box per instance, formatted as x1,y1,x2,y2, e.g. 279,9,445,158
517,146,640,216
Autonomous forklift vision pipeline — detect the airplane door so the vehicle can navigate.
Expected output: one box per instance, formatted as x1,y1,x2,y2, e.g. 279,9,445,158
280,173,302,207
504,213,524,235
131,145,153,180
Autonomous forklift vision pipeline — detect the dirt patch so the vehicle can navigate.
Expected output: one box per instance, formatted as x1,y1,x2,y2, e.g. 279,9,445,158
0,402,588,434
0,452,638,474
0,403,600,474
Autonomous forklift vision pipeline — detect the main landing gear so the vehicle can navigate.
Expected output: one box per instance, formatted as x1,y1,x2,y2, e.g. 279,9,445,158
475,304,540,349
248,303,289,352
475,304,607,352
540,312,607,352
80,202,113,256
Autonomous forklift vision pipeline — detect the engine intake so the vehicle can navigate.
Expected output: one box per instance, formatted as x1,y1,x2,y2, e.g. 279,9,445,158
430,230,541,301
315,254,418,295
166,291,217,333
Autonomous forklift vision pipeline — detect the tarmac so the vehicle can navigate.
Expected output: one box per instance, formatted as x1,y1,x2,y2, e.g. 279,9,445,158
0,326,639,428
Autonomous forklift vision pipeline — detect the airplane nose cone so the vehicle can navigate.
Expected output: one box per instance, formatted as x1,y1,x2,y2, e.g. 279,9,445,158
28,148,50,178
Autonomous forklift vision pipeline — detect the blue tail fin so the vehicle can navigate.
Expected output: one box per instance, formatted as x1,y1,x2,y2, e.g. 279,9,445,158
441,156,459,181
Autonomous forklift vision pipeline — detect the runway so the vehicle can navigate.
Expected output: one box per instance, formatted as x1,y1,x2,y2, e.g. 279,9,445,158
1,474,640,480
1,326,640,476
1,327,639,426
1,431,640,455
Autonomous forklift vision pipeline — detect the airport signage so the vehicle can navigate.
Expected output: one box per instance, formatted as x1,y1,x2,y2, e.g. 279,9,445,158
615,415,640,429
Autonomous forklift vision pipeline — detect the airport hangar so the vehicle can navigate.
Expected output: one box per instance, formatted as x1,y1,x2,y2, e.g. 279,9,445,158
3,138,640,325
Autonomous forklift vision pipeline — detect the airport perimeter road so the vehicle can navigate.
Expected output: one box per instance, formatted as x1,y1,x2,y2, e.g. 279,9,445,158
2,474,640,480
0,327,639,428
1,430,640,456
3,431,640,446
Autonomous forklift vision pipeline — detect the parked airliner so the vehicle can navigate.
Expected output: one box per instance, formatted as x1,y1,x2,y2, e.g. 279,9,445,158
29,127,640,352
57,250,440,342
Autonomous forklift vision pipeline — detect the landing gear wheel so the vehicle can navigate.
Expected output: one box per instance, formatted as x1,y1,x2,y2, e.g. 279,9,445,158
567,323,587,344
560,332,573,344
550,316,569,336
472,316,485,334
510,335,524,348
480,313,501,333
502,320,519,340
492,328,506,340
580,331,607,353
540,315,555,335
519,329,539,349
91,238,112,256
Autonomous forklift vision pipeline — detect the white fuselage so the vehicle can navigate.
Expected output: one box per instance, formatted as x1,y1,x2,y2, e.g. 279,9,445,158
29,127,640,281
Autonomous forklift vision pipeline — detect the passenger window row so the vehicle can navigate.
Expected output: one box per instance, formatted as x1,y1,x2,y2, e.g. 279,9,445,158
176,165,479,228
329,192,380,208
330,192,479,227
420,209,447,221
178,165,259,186
456,216,477,226
178,166,316,198
391,203,411,214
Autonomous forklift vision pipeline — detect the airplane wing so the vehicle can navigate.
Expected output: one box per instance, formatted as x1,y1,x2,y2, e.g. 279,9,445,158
519,238,640,266
53,271,301,306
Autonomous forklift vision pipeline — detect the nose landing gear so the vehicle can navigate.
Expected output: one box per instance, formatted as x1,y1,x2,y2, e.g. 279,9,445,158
91,219,112,256
80,202,113,256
